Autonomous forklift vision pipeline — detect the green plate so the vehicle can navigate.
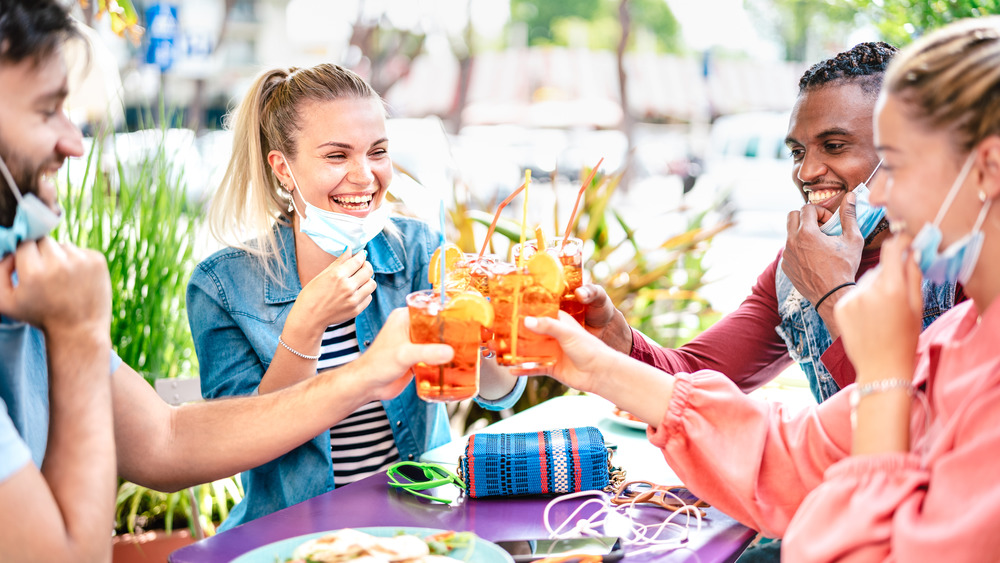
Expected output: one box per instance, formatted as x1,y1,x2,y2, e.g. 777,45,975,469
230,526,514,562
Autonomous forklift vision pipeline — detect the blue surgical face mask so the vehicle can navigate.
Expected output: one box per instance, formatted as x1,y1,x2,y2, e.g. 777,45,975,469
0,154,61,257
820,160,886,238
284,160,390,256
910,153,990,285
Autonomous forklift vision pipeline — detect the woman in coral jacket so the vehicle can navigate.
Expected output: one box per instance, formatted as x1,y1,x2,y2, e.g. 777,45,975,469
525,17,1000,562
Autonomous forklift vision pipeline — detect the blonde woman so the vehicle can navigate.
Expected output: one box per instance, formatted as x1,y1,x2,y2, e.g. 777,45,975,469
525,18,1000,561
187,63,522,529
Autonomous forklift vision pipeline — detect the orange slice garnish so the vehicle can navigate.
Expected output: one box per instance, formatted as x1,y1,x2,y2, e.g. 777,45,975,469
526,250,565,296
534,225,546,252
428,243,464,287
442,290,494,328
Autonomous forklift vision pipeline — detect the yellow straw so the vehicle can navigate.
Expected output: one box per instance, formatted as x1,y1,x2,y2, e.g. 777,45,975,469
512,169,531,360
518,170,531,269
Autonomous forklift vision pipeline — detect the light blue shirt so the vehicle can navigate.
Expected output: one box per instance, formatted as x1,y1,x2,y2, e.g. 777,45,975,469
187,218,524,530
0,316,122,483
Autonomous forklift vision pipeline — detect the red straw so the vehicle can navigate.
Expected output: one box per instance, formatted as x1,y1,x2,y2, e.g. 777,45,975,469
560,158,604,250
477,181,527,260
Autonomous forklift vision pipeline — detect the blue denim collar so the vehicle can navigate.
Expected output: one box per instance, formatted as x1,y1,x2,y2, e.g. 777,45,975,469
264,222,405,305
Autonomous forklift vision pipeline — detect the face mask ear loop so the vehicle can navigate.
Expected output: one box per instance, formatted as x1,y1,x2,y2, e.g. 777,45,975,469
280,154,308,221
970,197,993,236
864,159,883,186
0,154,25,203
932,153,977,228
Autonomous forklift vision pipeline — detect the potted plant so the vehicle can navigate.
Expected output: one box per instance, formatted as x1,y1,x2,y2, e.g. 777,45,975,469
59,122,242,560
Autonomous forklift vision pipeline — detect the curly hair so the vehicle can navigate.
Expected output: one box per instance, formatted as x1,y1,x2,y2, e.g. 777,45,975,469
798,41,899,97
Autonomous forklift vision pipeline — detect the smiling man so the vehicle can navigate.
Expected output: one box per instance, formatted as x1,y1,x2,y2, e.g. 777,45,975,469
578,42,962,404
0,2,457,559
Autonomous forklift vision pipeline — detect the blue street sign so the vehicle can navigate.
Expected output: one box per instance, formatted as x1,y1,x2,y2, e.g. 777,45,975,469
146,3,179,72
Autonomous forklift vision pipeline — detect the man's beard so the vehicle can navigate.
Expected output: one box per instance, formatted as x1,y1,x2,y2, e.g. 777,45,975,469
0,139,47,228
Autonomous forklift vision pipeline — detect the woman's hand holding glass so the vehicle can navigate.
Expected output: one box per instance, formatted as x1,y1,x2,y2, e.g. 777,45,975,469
522,311,618,394
525,310,676,429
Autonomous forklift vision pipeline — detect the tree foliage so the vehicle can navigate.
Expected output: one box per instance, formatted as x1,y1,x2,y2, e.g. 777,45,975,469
510,0,680,52
744,0,858,61
848,0,1000,46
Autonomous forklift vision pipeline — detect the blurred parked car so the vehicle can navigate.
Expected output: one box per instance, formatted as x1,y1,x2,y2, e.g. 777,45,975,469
686,111,802,236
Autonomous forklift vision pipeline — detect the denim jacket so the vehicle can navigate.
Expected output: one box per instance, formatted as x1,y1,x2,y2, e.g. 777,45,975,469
187,217,523,530
775,264,955,403
1,316,122,480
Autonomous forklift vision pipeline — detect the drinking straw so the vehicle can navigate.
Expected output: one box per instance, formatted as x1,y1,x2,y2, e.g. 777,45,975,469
512,170,530,359
477,181,527,261
560,158,604,251
439,199,447,307
436,200,449,391
518,170,531,268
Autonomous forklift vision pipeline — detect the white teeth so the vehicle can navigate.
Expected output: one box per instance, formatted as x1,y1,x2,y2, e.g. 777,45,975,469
333,194,373,205
807,189,840,204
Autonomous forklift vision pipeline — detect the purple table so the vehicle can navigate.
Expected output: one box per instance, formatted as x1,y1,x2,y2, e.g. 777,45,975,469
170,396,755,562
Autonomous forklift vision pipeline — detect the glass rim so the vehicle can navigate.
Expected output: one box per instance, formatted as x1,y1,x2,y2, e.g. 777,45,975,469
512,235,583,249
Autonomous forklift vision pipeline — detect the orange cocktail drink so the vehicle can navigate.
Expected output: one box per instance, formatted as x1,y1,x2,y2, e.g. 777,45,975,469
513,237,585,323
488,257,562,375
406,289,493,402
447,253,500,296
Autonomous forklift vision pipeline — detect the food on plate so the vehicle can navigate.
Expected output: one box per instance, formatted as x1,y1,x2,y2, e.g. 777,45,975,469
612,406,643,423
286,529,472,562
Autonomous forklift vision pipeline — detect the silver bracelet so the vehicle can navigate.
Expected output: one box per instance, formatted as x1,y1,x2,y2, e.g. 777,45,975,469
849,378,913,426
277,335,320,361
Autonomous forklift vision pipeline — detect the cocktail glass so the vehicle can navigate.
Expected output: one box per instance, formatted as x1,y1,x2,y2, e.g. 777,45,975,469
487,266,561,375
446,253,500,296
445,253,503,357
406,289,485,402
512,237,585,323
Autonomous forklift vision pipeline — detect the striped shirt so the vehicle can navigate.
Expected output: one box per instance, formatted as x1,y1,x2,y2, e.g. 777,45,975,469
317,319,399,487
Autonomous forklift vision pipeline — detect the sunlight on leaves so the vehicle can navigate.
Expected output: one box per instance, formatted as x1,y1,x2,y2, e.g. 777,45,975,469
81,0,144,45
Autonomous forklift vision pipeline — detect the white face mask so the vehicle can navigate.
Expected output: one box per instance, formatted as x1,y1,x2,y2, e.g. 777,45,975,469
819,160,886,238
283,159,390,256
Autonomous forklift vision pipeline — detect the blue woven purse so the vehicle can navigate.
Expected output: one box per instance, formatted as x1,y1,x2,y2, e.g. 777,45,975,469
458,426,624,498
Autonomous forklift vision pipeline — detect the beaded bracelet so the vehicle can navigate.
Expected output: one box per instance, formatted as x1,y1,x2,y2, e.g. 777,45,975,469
278,335,320,361
814,281,856,310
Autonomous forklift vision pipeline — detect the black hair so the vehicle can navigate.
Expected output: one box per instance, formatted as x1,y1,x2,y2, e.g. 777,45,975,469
798,41,899,97
0,0,78,66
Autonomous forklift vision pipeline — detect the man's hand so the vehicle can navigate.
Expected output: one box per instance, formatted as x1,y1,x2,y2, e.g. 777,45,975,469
0,238,111,338
353,308,454,401
576,284,634,354
783,193,864,335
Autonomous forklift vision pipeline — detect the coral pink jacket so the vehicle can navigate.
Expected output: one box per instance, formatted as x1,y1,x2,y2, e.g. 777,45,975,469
649,299,1000,562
